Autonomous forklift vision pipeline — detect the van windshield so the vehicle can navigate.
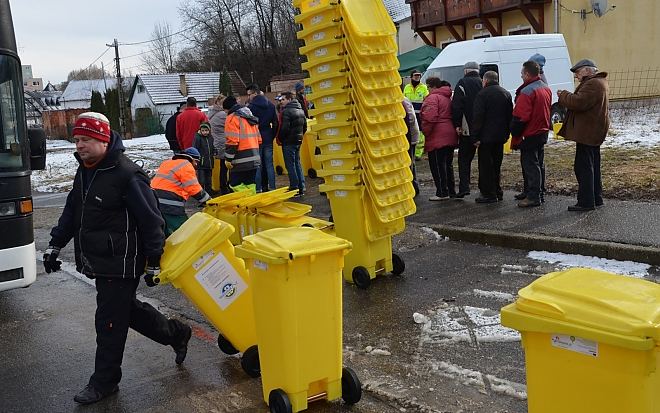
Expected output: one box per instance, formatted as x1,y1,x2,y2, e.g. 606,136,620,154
421,66,465,90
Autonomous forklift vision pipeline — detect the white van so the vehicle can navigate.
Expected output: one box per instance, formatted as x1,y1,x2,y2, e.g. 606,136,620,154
421,34,574,123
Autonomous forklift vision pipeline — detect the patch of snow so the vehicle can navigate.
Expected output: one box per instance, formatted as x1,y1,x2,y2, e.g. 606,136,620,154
473,289,515,301
528,251,650,278
420,227,445,242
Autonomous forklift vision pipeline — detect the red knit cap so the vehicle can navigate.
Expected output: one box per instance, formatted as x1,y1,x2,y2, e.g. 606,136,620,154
72,112,111,142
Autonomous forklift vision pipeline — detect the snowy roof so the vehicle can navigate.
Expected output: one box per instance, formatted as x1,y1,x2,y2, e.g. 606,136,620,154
60,78,119,102
133,73,221,106
381,0,411,24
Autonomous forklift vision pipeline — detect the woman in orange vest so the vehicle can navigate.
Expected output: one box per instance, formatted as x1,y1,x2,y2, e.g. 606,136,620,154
151,147,211,236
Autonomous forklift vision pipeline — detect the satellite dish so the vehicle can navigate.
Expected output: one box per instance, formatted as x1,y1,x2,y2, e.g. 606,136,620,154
590,0,607,17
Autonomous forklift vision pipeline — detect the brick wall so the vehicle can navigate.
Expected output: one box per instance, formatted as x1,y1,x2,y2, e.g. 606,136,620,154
41,109,87,140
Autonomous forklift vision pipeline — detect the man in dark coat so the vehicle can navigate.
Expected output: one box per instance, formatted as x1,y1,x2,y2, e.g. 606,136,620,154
471,71,513,203
247,84,279,192
557,58,610,211
278,92,307,196
43,112,192,405
452,61,483,197
165,102,185,153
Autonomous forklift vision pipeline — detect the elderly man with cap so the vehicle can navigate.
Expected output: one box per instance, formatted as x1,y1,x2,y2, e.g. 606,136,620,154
295,82,310,118
151,147,211,236
403,69,429,161
43,112,193,404
452,61,483,198
557,58,610,211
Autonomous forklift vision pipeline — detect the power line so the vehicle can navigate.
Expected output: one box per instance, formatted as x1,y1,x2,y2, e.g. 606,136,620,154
117,26,190,46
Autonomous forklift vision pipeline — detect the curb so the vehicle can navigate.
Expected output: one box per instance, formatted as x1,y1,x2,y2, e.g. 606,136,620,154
431,225,660,266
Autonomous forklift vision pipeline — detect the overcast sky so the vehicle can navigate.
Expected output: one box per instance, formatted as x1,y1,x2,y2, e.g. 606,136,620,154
9,0,184,85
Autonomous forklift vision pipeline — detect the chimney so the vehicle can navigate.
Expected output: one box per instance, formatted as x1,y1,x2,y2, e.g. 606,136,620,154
179,74,187,96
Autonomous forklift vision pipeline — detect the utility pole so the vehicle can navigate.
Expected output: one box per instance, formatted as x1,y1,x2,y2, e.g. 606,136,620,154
106,39,127,138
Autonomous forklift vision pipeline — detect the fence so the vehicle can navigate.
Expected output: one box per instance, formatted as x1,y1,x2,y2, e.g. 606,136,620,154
608,68,660,109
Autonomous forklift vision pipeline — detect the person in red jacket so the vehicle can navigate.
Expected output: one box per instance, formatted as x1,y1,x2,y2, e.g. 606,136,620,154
421,77,459,201
176,96,209,150
510,61,552,208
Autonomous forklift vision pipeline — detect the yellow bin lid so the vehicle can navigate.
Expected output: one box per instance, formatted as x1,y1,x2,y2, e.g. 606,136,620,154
159,213,235,282
502,268,660,350
235,227,351,264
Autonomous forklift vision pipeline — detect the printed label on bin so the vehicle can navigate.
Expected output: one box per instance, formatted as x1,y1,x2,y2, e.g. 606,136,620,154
194,253,247,311
192,250,216,271
313,32,326,41
320,80,332,89
328,143,341,151
333,174,346,182
330,159,343,166
309,0,321,8
335,190,348,197
325,128,339,136
255,259,268,271
318,64,330,73
551,334,598,357
324,112,337,120
322,96,335,104
240,225,245,238
311,15,323,25
315,48,328,57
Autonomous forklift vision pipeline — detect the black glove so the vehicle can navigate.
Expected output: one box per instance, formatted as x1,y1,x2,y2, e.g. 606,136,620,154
144,266,161,287
43,246,62,273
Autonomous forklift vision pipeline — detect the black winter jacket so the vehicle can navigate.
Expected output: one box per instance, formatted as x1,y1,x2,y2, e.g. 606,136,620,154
49,131,165,279
192,130,215,170
165,112,181,152
248,95,279,145
452,71,483,135
471,82,513,144
279,100,307,146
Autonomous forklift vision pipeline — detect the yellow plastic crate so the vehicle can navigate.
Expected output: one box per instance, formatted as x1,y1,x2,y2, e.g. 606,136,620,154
365,180,415,208
301,55,348,78
299,38,346,63
315,136,358,155
311,120,357,140
255,202,312,219
357,125,409,155
309,104,355,123
344,31,398,56
307,89,352,112
203,205,241,245
316,152,361,171
348,51,400,74
347,54,402,89
358,140,410,174
234,228,351,412
350,80,403,107
307,73,350,94
297,20,344,46
362,164,413,192
358,118,408,141
293,0,339,14
294,4,341,28
353,100,405,125
158,213,257,354
340,0,397,38
317,168,363,186
502,268,660,413
363,189,408,238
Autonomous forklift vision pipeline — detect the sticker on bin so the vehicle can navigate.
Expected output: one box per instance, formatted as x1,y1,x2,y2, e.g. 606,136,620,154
326,128,339,136
315,48,328,57
313,32,326,41
318,64,331,73
335,190,348,197
325,112,337,120
194,252,248,311
309,0,321,7
331,159,343,166
255,259,268,271
311,15,324,25
333,174,346,181
322,96,335,104
328,144,342,151
551,334,598,357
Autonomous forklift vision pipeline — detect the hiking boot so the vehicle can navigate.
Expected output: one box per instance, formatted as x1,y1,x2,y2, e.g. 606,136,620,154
518,199,541,208
514,192,527,200
172,321,192,365
455,191,470,199
73,384,118,404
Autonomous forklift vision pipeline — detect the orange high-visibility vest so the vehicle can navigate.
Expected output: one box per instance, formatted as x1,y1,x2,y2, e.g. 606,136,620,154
151,158,203,203
225,114,261,171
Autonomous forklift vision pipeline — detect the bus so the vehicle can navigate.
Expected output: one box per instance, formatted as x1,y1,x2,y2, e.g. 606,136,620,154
0,0,47,292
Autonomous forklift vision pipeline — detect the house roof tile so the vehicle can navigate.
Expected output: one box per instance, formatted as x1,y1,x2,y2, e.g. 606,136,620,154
137,72,221,105
381,0,411,24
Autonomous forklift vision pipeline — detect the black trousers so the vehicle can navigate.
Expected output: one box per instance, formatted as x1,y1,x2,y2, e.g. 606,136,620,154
520,146,546,202
89,278,180,394
218,157,229,195
477,142,504,199
574,143,603,207
408,145,420,195
458,136,477,193
428,146,455,197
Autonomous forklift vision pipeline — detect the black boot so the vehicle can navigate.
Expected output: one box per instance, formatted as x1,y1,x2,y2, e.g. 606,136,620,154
172,320,192,365
73,384,118,404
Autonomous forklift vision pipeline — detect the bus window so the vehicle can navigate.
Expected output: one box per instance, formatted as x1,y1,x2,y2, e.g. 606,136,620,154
0,55,28,173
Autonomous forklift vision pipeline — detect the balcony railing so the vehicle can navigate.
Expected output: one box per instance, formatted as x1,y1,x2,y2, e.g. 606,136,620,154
446,0,480,22
408,0,446,30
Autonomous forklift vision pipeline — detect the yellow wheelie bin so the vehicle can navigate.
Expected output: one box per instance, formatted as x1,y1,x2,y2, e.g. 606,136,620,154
234,228,361,413
156,212,260,378
501,268,660,413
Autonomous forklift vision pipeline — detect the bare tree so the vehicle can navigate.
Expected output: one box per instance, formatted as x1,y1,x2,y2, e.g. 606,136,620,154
140,21,179,74
67,65,108,82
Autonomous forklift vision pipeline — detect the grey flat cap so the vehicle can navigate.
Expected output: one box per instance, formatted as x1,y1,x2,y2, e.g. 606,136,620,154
463,61,479,70
570,58,597,72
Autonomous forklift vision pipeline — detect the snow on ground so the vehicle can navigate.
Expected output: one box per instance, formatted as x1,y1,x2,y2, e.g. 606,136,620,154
528,250,651,278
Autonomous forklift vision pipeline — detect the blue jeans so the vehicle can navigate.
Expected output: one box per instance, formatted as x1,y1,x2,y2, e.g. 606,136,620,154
282,144,305,194
255,142,276,192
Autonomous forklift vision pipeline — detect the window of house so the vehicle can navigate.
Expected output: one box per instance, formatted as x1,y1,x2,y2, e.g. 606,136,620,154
507,26,533,36
440,39,457,49
473,31,491,39
138,85,145,93
32,81,39,86
23,82,27,86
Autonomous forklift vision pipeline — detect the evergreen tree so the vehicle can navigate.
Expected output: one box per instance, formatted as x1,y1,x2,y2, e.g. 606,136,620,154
220,67,232,96
104,88,120,133
89,90,106,114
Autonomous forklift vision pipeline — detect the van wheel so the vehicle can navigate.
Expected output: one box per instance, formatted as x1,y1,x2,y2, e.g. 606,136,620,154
550,106,565,125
